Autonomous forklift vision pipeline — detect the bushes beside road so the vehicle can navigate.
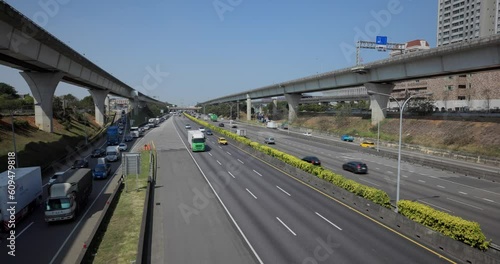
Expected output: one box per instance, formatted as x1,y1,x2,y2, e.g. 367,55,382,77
187,114,490,249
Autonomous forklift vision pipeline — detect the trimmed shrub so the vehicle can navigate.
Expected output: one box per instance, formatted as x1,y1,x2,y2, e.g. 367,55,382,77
398,200,489,249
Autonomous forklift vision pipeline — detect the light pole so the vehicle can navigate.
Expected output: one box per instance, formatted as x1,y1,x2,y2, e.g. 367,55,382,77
11,111,19,166
367,90,432,213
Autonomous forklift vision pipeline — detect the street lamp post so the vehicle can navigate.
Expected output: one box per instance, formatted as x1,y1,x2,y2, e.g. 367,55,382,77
367,90,432,213
11,111,19,166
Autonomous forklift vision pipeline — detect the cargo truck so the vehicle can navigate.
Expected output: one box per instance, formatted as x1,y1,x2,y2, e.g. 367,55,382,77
209,114,218,122
0,167,43,231
45,168,93,222
107,125,120,145
188,130,206,152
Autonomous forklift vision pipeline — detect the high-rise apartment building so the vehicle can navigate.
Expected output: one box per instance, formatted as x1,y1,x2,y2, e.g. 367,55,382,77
437,0,498,46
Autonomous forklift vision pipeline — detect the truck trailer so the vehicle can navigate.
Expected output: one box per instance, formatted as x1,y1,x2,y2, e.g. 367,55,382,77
188,130,206,152
107,125,120,145
45,168,93,223
0,167,43,231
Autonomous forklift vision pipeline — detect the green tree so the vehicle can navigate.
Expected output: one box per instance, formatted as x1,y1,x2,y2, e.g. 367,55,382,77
79,95,94,112
0,83,19,99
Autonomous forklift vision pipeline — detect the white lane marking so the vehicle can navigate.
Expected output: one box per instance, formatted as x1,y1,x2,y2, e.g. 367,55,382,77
446,198,483,210
246,188,257,199
418,180,426,183
419,201,452,213
216,160,222,165
238,159,244,164
253,170,262,177
17,221,34,238
402,175,408,178
50,169,117,264
228,171,235,179
218,146,222,149
459,191,468,195
358,178,380,187
226,151,232,156
276,217,296,236
315,212,342,230
437,185,445,189
178,129,264,264
276,186,291,196
208,152,213,156
375,167,380,170
482,198,495,203
387,171,394,174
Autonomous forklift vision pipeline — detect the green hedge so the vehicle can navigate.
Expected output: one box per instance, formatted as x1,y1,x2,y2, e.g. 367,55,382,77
187,114,489,249
398,200,489,249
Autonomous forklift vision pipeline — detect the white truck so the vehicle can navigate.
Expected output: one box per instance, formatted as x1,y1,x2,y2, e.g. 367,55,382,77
0,167,43,231
266,121,278,129
45,168,93,222
236,129,247,137
106,145,120,162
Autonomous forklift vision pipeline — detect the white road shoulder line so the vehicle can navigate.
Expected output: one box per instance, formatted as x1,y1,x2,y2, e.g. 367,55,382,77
276,217,296,236
419,201,452,213
446,197,483,210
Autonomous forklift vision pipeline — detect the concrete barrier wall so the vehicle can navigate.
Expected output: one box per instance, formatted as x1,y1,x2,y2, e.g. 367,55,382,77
230,138,500,263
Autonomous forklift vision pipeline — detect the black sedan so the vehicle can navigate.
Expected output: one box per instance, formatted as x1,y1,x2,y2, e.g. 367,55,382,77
301,156,321,166
72,159,89,169
342,161,368,174
91,148,106,158
218,123,225,127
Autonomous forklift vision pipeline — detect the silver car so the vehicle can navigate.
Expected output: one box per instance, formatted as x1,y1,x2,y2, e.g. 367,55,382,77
264,137,275,144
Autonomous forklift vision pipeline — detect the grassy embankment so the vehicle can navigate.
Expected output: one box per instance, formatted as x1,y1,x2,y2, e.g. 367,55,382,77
0,114,103,172
91,149,152,263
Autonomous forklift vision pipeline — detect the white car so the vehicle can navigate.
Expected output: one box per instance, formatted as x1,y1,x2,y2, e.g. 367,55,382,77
118,143,128,151
303,132,312,136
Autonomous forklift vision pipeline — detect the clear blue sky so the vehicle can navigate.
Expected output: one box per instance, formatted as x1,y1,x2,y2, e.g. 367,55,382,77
1,0,437,106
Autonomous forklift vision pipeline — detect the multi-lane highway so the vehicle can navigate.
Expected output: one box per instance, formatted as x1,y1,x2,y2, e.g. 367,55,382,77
228,121,500,245
152,116,460,263
0,113,154,263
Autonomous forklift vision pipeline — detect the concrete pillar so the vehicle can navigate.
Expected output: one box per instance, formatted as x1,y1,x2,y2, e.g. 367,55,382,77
88,90,109,126
236,100,240,120
246,94,251,121
132,99,139,115
20,71,64,132
284,93,301,122
272,98,278,117
365,83,394,125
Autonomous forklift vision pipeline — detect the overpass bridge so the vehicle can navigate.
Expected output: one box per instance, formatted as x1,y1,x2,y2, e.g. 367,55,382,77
0,2,165,132
201,34,500,124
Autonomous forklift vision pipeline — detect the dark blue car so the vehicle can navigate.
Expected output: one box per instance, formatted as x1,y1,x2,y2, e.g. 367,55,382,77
92,163,111,179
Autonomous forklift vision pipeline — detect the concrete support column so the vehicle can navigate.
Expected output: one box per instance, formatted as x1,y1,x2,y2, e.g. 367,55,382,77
272,98,278,117
246,94,251,121
365,83,394,125
284,93,301,122
236,100,240,120
88,90,109,126
20,71,64,132
132,99,139,115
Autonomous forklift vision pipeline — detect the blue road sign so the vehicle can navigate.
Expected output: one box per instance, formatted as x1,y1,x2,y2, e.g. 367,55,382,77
376,36,387,45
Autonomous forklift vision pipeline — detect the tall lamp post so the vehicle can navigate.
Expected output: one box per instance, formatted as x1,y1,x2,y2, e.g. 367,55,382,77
367,90,432,213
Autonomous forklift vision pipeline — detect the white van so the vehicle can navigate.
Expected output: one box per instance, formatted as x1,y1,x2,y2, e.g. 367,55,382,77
105,146,120,162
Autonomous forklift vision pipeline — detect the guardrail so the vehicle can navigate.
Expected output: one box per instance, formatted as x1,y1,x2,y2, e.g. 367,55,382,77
136,146,156,264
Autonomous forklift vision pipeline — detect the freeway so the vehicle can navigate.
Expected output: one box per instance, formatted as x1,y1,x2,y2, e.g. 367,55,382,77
230,121,500,244
171,116,459,263
0,112,153,263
